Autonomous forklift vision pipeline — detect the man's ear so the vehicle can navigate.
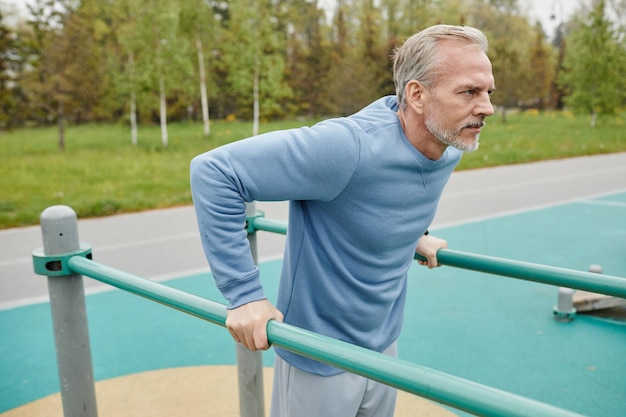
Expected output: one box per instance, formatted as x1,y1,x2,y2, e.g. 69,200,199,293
405,80,426,114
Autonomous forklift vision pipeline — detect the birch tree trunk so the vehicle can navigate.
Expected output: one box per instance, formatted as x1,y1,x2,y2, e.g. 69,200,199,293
196,36,210,136
57,100,65,152
159,76,168,146
130,90,138,145
129,52,138,145
252,51,260,136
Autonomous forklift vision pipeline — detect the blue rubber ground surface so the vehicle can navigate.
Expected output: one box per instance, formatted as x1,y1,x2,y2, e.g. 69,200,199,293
1,192,625,416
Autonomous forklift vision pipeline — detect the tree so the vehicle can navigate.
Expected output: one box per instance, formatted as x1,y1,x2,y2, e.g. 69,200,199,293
57,0,109,123
133,0,193,146
148,0,182,146
355,0,391,101
560,0,626,126
179,0,219,137
467,0,537,119
21,0,104,150
222,0,292,132
527,27,556,110
0,9,17,128
109,0,144,144
282,0,333,116
3,0,616,128
326,0,351,115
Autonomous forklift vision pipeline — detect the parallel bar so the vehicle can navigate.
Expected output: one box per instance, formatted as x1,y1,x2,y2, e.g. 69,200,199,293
252,216,626,299
267,321,586,417
67,256,226,326
67,256,586,417
414,250,626,299
251,217,287,235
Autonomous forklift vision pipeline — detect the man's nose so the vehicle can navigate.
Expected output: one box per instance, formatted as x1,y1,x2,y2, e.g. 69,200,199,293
477,93,495,117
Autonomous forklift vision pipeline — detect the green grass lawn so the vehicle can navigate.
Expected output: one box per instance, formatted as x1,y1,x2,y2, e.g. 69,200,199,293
457,109,625,169
1,110,624,229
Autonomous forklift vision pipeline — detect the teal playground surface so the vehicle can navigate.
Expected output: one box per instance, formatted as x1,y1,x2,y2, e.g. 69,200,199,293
1,191,625,416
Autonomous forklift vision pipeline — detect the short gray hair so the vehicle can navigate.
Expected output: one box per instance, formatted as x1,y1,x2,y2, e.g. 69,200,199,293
392,25,489,110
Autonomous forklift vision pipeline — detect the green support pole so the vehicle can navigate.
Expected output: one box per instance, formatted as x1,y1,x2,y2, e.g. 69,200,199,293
36,206,98,417
239,202,265,417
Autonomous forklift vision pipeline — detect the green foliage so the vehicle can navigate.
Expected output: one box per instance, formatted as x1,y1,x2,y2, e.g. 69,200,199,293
1,111,624,229
0,9,16,127
2,0,625,129
559,0,626,121
283,1,334,116
222,0,292,119
459,110,626,169
527,28,556,109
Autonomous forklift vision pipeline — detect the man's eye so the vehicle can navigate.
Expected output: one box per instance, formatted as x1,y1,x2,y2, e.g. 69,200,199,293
463,90,476,95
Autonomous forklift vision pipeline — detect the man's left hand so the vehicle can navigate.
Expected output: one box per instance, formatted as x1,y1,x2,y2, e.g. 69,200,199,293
416,234,447,268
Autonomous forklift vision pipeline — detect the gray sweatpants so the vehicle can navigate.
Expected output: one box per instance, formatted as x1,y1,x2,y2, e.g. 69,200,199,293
270,342,398,417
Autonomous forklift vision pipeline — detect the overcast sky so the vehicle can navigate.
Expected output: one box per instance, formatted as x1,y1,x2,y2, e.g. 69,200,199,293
524,0,588,34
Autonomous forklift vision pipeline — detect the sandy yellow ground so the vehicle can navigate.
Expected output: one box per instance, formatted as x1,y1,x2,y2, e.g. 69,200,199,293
2,365,456,417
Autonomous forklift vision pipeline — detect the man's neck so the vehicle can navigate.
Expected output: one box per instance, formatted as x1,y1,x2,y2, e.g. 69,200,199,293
397,109,447,161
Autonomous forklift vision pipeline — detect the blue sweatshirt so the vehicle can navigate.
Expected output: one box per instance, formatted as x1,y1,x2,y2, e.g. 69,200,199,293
190,96,461,375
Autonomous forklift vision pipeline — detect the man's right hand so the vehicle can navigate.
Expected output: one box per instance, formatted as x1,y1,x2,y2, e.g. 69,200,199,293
225,299,284,351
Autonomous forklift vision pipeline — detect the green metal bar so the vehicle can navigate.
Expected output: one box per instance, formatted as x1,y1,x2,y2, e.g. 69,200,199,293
414,250,626,299
268,321,586,417
67,256,226,327
250,216,626,299
66,256,586,417
251,217,287,235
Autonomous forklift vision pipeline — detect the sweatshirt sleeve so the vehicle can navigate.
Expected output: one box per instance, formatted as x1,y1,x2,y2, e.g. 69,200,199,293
190,119,360,308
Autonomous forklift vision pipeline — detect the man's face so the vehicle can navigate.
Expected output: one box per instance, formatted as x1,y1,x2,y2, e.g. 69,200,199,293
422,41,495,153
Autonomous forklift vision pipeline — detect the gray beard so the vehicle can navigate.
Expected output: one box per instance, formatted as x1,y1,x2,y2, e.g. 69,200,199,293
425,118,482,153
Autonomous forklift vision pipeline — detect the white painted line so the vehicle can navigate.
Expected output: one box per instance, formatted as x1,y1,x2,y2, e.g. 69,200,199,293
577,199,626,208
433,189,626,230
94,232,200,252
0,232,202,268
443,167,626,199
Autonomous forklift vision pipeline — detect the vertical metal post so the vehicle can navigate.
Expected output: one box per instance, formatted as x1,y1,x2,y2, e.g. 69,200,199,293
236,202,265,417
40,206,98,417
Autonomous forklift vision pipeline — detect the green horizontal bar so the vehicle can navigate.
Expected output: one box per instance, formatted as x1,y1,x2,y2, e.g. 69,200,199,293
251,217,287,235
67,256,226,327
250,216,626,299
415,249,626,299
67,256,586,417
268,321,586,417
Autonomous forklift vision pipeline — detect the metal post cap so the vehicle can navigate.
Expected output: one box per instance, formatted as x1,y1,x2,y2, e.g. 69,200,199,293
40,205,80,255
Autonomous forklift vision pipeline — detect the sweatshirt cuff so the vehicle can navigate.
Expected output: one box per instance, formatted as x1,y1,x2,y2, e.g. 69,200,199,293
221,273,266,309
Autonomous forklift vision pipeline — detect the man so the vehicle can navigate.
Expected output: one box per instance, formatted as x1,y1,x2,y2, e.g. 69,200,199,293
191,24,495,417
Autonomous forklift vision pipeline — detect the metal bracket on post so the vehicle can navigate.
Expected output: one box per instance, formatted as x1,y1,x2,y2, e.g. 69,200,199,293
35,205,99,417
32,243,93,277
